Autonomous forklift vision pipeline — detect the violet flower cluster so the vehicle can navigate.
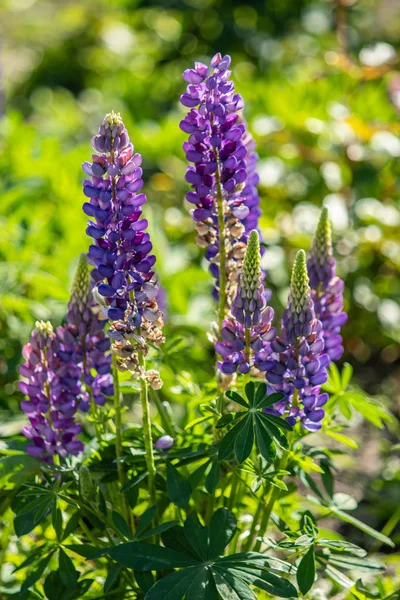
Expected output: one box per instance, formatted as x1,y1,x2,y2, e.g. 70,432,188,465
57,254,113,412
180,53,261,302
216,231,275,375
307,208,347,363
83,112,164,360
257,250,329,432
19,321,84,461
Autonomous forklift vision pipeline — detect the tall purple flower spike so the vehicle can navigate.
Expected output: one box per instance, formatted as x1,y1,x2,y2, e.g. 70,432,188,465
83,112,163,342
19,321,84,462
257,250,329,432
307,207,347,362
216,231,275,375
57,254,113,412
180,53,262,304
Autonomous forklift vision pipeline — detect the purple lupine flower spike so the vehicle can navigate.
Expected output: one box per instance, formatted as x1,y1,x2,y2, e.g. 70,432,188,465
83,112,164,373
19,321,84,462
307,208,347,362
216,231,275,375
180,54,263,304
57,254,113,412
257,250,329,432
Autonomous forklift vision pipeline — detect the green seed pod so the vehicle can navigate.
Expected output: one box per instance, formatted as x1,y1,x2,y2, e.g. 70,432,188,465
80,465,97,505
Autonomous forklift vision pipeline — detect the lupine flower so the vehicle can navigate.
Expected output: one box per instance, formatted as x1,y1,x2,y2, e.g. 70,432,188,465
180,53,262,304
155,435,174,450
19,321,84,461
82,112,164,367
257,250,329,432
216,231,275,375
57,254,113,412
307,208,347,362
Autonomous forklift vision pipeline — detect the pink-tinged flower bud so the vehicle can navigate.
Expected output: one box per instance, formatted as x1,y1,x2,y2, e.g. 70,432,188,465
155,435,174,450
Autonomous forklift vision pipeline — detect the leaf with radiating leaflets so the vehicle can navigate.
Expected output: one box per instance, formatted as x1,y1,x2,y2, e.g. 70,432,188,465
296,546,315,594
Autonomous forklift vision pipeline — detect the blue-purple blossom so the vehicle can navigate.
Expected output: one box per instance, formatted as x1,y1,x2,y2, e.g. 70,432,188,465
257,250,329,432
180,53,262,303
83,112,163,345
155,435,174,450
19,321,84,462
307,208,347,362
216,231,275,375
57,254,113,412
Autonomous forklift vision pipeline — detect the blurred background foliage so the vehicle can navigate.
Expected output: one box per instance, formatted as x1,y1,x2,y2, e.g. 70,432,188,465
0,0,400,585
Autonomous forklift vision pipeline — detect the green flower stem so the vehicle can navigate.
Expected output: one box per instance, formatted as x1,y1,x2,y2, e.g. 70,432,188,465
215,150,227,332
244,498,263,552
112,354,131,529
149,387,176,437
138,351,157,505
253,450,291,552
227,470,240,512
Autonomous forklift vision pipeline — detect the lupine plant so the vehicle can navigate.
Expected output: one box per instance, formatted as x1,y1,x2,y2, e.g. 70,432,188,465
4,54,396,600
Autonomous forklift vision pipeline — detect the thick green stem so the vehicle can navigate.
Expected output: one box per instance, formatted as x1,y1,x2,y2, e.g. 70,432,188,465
254,452,290,552
215,151,227,332
112,354,131,528
244,498,263,551
138,351,156,504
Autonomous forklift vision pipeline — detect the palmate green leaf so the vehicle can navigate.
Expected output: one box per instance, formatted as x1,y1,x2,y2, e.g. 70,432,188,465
317,538,366,557
256,392,284,410
107,541,199,570
104,564,122,593
184,513,209,561
218,417,247,461
136,571,155,594
296,546,316,595
187,568,219,600
245,381,256,407
224,565,298,598
254,382,268,407
254,419,273,462
20,552,54,592
209,508,237,559
213,568,258,600
14,496,54,537
145,567,204,600
137,520,179,542
328,555,384,572
256,413,289,450
58,548,79,589
226,390,249,409
234,415,254,464
136,505,158,538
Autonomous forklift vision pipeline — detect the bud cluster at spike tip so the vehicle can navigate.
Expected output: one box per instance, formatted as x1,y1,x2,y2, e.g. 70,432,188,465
307,208,348,362
57,254,113,411
216,231,276,375
19,321,84,461
180,53,262,301
82,112,163,346
257,250,329,431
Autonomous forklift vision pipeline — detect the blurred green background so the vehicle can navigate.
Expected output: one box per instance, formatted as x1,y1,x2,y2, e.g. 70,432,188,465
0,0,400,560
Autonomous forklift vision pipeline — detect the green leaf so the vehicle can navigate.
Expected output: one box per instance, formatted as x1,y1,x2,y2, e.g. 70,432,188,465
218,418,247,461
328,555,384,572
234,415,254,463
187,568,219,600
245,382,256,406
216,413,236,428
226,390,249,409
209,508,237,559
104,564,121,593
145,567,203,600
254,383,267,407
162,525,199,557
256,413,288,450
341,363,353,390
184,513,209,561
120,470,148,493
112,510,131,538
136,505,158,538
225,565,298,598
328,363,342,394
107,542,199,570
212,568,257,600
59,548,78,589
205,462,220,494
166,462,191,509
254,419,273,462
14,497,53,537
136,520,179,542
317,539,366,557
136,571,155,593
325,430,358,449
320,459,334,498
261,412,293,432
296,546,315,595
323,563,354,588
256,392,284,409
21,553,53,592
65,544,98,558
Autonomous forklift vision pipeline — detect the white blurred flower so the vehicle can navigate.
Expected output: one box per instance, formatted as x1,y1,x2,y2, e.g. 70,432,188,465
370,131,400,157
378,299,400,329
323,194,349,230
359,42,396,67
